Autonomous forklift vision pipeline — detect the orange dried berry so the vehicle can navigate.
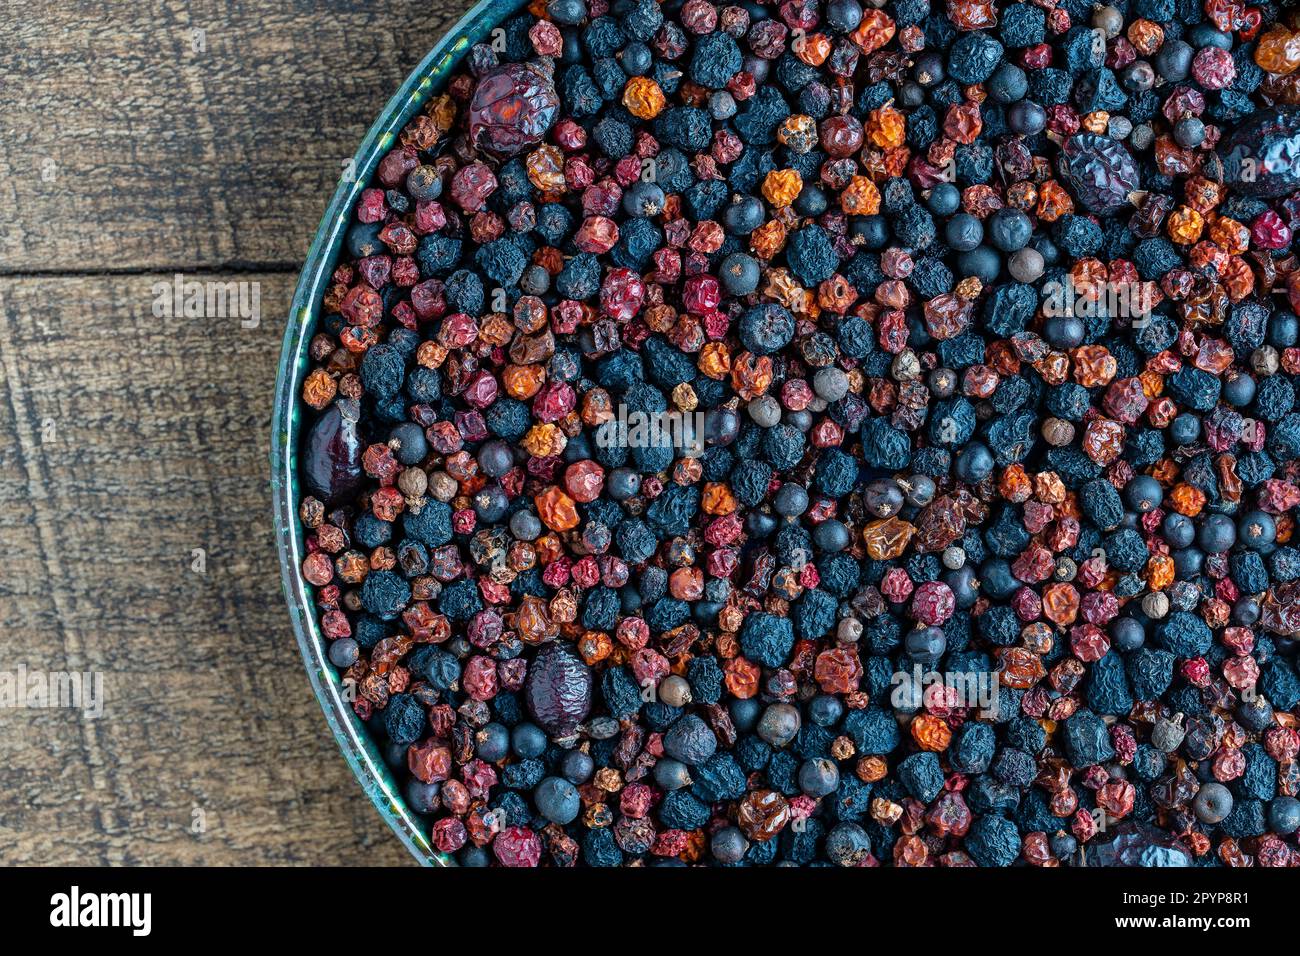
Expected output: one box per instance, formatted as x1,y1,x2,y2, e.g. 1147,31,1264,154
643,303,675,333
998,647,1047,690
789,287,818,316
1072,345,1118,387
1155,136,1196,177
1082,417,1125,465
302,369,337,409
866,106,906,148
1070,258,1109,301
859,148,888,180
910,713,952,752
525,144,566,192
548,589,577,624
723,656,761,699
749,218,787,259
520,422,567,458
701,482,737,516
1042,582,1080,627
1036,180,1075,222
857,756,888,783
898,24,925,53
502,363,546,399
863,516,916,559
818,274,858,312
577,630,613,665
1167,205,1205,244
1188,240,1230,277
622,76,666,119
1006,180,1038,210
963,184,1000,217
762,168,803,207
927,138,955,167
794,31,831,66
955,276,983,301
670,381,698,413
1183,175,1223,214
1127,18,1165,55
1035,351,1071,385
580,388,614,427
730,351,773,401
947,0,996,30
426,93,457,133
671,455,702,488
1256,25,1300,76
1222,256,1255,303
1276,513,1294,544
417,341,448,369
884,145,912,178
1209,216,1250,255
1151,458,1179,486
841,175,882,215
697,342,732,380
534,485,579,532
764,266,808,310
480,314,513,346
850,9,895,54
401,114,441,152
999,463,1033,503
1147,553,1175,591
813,647,862,695
1168,482,1207,517
1082,111,1110,134
533,245,565,275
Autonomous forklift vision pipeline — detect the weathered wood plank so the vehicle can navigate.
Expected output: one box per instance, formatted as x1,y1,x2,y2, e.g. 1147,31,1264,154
0,0,473,274
0,273,411,865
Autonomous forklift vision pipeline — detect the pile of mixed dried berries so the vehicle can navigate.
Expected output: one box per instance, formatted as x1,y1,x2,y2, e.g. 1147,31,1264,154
297,0,1300,867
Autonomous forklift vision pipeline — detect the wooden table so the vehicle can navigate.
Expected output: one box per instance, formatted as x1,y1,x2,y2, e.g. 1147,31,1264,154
0,0,477,865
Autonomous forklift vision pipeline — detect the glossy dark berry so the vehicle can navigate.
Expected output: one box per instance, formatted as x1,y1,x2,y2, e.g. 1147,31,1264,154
1197,513,1237,554
535,776,582,824
304,400,364,505
1123,475,1162,513
944,213,984,252
925,183,960,216
1007,99,1046,135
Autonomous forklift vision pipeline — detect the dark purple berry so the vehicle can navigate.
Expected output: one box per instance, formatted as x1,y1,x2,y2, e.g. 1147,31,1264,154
304,399,364,506
524,642,593,735
1057,133,1140,214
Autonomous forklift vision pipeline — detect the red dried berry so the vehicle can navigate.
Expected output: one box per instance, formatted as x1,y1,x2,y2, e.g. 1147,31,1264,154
468,62,560,157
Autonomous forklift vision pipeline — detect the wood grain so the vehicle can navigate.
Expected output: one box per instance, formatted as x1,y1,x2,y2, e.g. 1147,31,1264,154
0,0,473,273
0,0,489,864
0,273,413,864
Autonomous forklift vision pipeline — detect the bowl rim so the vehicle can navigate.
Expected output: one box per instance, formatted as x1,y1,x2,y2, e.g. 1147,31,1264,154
270,0,529,867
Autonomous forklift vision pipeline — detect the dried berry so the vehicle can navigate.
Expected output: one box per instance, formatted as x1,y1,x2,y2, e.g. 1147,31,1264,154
1057,134,1140,214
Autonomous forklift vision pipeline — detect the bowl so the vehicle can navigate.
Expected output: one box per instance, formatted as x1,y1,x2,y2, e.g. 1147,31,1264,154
270,0,529,867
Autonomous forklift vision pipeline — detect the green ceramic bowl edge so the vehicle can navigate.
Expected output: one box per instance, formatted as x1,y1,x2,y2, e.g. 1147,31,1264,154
270,0,530,867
